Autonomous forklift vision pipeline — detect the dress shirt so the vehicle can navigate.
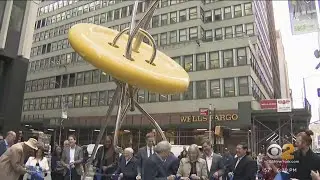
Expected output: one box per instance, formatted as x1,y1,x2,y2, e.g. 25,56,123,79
126,157,132,165
69,147,75,163
205,152,214,171
147,146,154,157
234,156,244,169
4,140,8,148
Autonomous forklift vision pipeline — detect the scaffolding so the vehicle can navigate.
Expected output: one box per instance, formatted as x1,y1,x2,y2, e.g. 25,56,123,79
249,105,311,155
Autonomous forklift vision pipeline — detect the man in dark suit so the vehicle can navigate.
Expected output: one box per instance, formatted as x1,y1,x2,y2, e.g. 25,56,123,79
0,131,16,157
113,147,137,180
136,133,155,180
223,148,234,180
229,143,257,180
201,139,225,179
164,152,179,176
144,141,174,180
61,135,83,180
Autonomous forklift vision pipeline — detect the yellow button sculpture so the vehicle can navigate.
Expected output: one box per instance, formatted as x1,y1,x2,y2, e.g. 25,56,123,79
68,23,189,94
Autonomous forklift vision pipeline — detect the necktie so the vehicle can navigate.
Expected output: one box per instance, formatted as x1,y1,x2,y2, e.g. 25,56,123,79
149,147,152,157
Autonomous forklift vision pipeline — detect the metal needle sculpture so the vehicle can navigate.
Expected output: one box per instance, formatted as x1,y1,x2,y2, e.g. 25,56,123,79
68,0,189,178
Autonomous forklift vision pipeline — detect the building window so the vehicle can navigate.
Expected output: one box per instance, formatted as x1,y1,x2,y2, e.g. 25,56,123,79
189,7,197,20
100,72,109,82
152,34,159,46
237,48,247,65
23,100,29,111
137,90,145,103
189,27,198,40
196,81,206,99
225,26,233,39
152,15,159,28
53,96,60,109
210,79,220,98
148,92,157,102
224,7,232,19
76,72,84,85
239,76,249,95
209,51,219,69
159,94,168,102
244,3,253,15
170,31,177,43
92,70,100,83
99,91,107,106
107,90,114,105
161,14,168,26
47,97,53,109
172,57,180,65
179,29,187,42
40,98,47,110
184,55,193,72
161,0,168,7
235,25,243,37
160,33,167,45
234,5,242,17
67,95,74,108
179,9,187,22
35,98,40,110
204,11,212,23
75,94,82,107
223,50,233,67
84,71,92,85
214,28,222,40
246,23,254,36
171,93,180,101
170,12,177,24
204,30,213,41
196,53,206,71
183,82,193,100
83,93,90,107
214,9,222,21
224,78,235,97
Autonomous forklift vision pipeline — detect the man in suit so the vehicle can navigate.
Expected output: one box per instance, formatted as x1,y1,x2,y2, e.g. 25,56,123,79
144,141,174,180
113,147,137,180
164,152,179,176
229,143,257,180
136,133,155,180
202,139,225,179
0,131,16,157
222,148,234,180
61,135,83,180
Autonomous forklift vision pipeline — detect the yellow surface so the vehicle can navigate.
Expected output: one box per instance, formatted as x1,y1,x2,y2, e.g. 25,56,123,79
68,23,190,94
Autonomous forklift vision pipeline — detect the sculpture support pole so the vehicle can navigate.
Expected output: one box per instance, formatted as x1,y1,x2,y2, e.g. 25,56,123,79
113,83,126,150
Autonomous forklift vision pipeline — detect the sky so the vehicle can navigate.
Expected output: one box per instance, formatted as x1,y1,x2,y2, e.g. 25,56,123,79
273,1,320,123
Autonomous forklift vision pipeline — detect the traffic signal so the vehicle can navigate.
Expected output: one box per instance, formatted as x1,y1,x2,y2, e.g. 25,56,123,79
214,126,222,136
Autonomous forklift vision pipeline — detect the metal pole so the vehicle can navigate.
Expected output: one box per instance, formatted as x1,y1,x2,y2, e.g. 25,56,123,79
290,114,293,144
213,107,217,152
209,104,212,145
303,77,307,108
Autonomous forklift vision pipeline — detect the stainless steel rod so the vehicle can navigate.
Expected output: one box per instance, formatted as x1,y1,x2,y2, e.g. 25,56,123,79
113,84,126,150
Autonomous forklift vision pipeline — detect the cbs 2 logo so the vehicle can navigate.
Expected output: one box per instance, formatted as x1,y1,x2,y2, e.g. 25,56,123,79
268,144,295,160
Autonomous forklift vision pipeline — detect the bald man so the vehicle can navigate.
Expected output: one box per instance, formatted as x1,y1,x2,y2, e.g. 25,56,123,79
0,131,16,156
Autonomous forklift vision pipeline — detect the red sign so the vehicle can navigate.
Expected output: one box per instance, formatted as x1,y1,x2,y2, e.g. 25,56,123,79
260,99,277,110
199,108,209,116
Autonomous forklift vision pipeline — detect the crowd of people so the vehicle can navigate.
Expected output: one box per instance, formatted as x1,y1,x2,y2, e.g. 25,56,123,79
1,129,320,180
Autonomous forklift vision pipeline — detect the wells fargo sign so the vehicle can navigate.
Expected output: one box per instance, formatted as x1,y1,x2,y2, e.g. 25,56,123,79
180,113,238,123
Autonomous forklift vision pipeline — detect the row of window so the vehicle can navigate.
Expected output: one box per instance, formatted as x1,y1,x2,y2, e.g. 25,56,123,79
38,0,190,16
27,46,249,84
33,2,253,44
35,0,190,30
31,20,254,58
23,76,250,111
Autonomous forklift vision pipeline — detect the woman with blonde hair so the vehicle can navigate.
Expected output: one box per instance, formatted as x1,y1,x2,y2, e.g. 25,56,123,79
176,144,208,180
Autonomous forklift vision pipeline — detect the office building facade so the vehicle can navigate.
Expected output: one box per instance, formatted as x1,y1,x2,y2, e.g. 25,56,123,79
0,0,39,134
22,0,279,148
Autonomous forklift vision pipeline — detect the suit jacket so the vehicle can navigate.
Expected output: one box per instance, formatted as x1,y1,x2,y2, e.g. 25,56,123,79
0,140,8,157
177,158,208,180
0,142,27,180
136,146,154,176
164,154,179,175
61,145,83,176
114,155,138,180
143,153,167,180
231,155,257,180
202,153,225,178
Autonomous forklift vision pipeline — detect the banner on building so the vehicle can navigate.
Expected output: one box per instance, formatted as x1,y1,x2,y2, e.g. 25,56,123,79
288,0,318,35
260,99,292,112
